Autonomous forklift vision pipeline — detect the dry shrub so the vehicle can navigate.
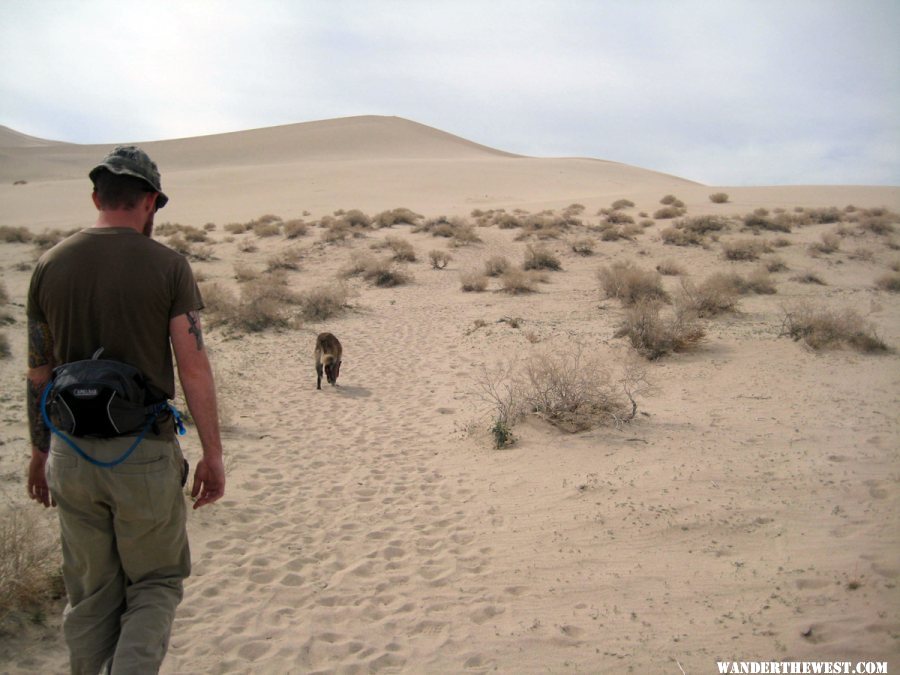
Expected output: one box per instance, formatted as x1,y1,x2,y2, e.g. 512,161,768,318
616,300,705,360
603,210,635,225
342,253,411,287
523,244,562,271
202,274,301,332
654,206,686,220
320,219,353,244
0,226,33,243
233,262,260,283
792,272,826,285
383,236,416,262
660,194,680,205
157,223,208,242
418,216,481,246
857,213,896,236
656,259,684,276
808,233,841,255
598,261,669,306
661,227,704,247
709,192,729,203
764,257,788,272
166,235,215,262
742,212,792,233
0,506,63,627
341,252,378,278
224,222,251,235
253,222,281,238
722,238,769,261
680,215,730,235
518,345,649,431
611,199,635,210
478,345,651,436
499,268,539,294
484,256,511,277
282,219,308,239
299,284,349,321
460,271,489,292
780,304,889,353
340,209,372,229
266,247,304,271
429,250,452,269
678,274,740,316
364,258,411,287
875,273,900,292
571,238,595,255
372,207,422,228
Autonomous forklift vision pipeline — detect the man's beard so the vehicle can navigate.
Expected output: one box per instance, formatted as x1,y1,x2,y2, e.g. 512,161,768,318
142,211,155,238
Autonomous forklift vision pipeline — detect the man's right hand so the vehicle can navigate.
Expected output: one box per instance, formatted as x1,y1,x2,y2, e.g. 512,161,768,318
191,455,225,509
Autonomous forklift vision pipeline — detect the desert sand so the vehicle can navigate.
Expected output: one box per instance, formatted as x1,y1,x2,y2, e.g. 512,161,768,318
0,116,898,673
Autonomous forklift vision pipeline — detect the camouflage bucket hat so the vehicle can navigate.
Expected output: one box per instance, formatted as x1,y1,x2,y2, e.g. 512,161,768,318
89,145,169,209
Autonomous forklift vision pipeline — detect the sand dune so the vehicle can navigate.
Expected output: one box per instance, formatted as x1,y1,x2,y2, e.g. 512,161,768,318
0,117,898,672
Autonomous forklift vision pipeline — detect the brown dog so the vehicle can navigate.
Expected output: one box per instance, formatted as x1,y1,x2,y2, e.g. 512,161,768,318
315,332,342,390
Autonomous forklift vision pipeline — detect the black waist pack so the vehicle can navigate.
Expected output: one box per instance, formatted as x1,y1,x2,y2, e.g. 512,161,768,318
44,351,166,438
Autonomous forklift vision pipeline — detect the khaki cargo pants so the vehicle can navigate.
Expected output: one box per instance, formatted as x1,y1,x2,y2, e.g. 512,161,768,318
47,434,191,675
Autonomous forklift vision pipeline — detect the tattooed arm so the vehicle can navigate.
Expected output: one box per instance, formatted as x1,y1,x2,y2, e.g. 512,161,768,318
170,311,225,508
26,318,55,507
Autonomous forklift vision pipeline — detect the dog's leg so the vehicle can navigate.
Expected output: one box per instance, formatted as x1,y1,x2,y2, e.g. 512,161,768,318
316,363,323,390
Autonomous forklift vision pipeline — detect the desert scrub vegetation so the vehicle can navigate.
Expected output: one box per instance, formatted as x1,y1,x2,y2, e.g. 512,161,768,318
1,505,64,628
429,249,452,269
202,274,302,332
166,235,215,262
808,232,841,256
297,284,350,321
484,255,511,277
677,275,740,317
415,216,482,246
570,238,595,256
371,236,416,262
655,259,685,276
523,244,562,271
233,262,261,283
0,225,33,243
265,246,305,271
282,219,308,239
875,273,900,292
654,205,687,220
372,207,422,228
741,210,792,233
499,268,543,294
722,238,771,261
598,261,669,306
460,271,489,292
616,300,705,360
156,222,209,242
340,253,411,287
661,215,730,247
477,344,651,436
709,192,729,203
610,199,636,210
780,304,889,353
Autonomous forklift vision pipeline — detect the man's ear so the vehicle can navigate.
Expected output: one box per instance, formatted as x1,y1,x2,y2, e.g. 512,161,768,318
143,191,159,212
91,190,102,210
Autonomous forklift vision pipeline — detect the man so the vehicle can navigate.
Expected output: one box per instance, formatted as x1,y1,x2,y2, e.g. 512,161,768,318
25,145,226,674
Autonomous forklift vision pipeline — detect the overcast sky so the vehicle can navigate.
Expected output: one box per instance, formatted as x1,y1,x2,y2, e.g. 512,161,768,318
1,0,898,186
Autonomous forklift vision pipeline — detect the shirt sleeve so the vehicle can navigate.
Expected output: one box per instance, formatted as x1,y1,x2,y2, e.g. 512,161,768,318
169,256,204,319
26,262,47,322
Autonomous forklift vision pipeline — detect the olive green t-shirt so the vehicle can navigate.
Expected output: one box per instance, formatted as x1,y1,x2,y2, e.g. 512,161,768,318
27,227,203,400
